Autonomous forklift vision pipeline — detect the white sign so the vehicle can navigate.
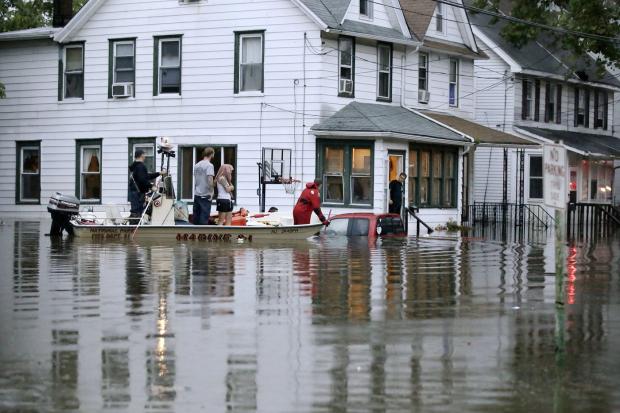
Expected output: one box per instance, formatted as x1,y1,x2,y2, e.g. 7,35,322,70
543,144,567,210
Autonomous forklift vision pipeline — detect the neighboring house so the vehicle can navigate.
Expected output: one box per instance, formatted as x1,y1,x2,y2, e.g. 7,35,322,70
0,0,483,229
469,10,620,209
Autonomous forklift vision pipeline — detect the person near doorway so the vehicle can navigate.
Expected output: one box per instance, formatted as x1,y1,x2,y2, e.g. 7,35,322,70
293,179,329,226
193,147,215,225
215,164,235,225
129,149,164,220
389,172,407,214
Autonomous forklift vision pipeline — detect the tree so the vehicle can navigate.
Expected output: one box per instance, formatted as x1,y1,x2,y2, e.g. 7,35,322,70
1,0,88,97
471,0,620,71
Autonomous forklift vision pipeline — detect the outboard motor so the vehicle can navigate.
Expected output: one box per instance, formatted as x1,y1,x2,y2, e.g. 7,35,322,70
47,192,80,236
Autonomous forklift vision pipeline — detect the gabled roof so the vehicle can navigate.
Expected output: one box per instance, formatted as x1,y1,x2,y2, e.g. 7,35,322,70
516,126,620,158
298,0,350,27
310,102,470,144
399,0,437,40
329,19,417,44
468,10,620,88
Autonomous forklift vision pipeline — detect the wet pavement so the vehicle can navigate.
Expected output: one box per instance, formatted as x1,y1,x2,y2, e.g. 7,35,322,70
0,220,619,412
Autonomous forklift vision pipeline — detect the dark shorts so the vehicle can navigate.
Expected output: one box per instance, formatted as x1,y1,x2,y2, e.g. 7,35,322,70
216,199,233,213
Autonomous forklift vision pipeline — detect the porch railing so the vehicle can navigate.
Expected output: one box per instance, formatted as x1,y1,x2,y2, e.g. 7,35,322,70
406,206,434,237
567,203,620,239
466,202,552,230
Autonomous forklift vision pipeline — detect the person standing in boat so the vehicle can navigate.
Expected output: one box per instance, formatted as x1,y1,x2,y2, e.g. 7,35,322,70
193,147,215,225
129,149,164,221
293,179,329,226
215,164,235,226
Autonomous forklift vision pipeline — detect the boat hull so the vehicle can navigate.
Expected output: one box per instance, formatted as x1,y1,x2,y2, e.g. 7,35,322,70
71,223,323,242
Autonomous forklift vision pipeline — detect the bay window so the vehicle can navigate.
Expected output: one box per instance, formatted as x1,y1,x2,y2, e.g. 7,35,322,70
318,140,373,207
408,145,457,208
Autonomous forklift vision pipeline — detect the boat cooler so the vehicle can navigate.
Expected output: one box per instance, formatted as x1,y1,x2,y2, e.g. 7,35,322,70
47,192,80,236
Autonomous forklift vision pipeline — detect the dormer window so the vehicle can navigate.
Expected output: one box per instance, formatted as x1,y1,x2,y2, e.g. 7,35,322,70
360,0,372,18
436,3,444,32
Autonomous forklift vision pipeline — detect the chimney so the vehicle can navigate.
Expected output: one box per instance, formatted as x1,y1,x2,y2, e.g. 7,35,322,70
53,0,74,28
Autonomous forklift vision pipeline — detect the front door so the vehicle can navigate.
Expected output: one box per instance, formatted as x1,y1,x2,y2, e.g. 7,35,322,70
387,151,406,213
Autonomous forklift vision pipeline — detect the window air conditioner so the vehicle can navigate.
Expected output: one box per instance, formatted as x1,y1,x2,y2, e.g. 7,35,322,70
339,79,353,94
112,82,133,98
418,90,430,103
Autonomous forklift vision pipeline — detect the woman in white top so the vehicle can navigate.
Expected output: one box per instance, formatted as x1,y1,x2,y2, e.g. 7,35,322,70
215,164,235,225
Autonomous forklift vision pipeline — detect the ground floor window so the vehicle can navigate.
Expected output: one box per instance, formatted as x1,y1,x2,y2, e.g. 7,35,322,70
127,137,156,199
317,140,374,207
408,145,456,208
588,160,614,202
16,141,41,204
529,155,543,200
178,145,237,201
76,139,102,203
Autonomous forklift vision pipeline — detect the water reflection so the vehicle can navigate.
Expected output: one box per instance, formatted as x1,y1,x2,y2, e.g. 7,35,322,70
0,221,619,412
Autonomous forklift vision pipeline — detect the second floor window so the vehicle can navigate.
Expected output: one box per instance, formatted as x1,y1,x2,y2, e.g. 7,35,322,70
418,53,428,103
63,44,84,99
109,39,135,98
235,32,265,93
436,3,444,32
377,43,391,101
360,0,372,18
338,37,354,97
574,87,589,127
449,59,459,107
594,89,608,130
154,36,182,95
545,82,561,124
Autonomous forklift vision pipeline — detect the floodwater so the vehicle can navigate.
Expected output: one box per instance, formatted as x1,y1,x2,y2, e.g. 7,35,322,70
0,221,619,413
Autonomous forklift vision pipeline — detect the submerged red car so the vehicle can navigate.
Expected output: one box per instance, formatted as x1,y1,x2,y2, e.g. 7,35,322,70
324,213,407,238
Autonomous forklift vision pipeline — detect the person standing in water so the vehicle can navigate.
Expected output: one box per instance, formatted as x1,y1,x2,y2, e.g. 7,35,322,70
293,179,329,226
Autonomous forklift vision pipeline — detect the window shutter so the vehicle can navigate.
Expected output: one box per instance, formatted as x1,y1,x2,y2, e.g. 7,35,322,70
153,38,159,96
233,33,240,94
573,88,579,127
584,90,590,128
544,82,550,122
603,91,608,130
594,90,599,128
521,79,527,120
534,80,540,121
58,54,64,101
108,40,113,99
556,84,562,124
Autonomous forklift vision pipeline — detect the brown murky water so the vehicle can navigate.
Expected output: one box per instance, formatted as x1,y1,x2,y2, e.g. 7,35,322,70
1,221,619,412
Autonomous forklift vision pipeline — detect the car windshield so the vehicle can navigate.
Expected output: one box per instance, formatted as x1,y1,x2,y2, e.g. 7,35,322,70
325,218,369,236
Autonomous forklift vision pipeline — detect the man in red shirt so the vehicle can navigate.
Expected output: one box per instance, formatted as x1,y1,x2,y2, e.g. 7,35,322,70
293,179,329,226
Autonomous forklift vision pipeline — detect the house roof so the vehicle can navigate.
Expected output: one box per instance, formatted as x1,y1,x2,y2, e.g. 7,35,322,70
334,19,415,44
398,0,437,40
516,126,620,158
468,10,620,89
420,111,537,147
422,39,487,59
310,102,470,144
0,27,60,42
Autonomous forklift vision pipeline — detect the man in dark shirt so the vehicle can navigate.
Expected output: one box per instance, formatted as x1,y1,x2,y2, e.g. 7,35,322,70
389,172,407,214
129,149,163,219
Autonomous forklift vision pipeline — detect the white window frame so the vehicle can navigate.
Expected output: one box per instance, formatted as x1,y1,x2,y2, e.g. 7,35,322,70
449,58,459,107
546,83,556,123
238,33,264,93
418,52,428,93
63,44,84,99
435,3,444,33
577,88,586,126
80,144,102,202
158,38,181,95
376,43,391,101
360,0,372,19
19,145,40,202
113,40,135,85
525,80,534,120
338,37,354,96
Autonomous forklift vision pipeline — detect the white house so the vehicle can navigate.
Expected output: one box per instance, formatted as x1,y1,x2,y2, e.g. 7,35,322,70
469,10,620,209
1,0,512,230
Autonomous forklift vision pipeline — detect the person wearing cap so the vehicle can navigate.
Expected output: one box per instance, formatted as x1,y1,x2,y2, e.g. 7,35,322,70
293,179,329,226
129,149,164,220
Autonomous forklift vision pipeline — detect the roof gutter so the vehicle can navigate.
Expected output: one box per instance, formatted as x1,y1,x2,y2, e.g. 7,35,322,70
324,28,421,47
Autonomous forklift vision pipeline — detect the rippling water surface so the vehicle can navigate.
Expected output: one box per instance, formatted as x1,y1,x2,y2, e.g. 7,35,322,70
0,221,619,412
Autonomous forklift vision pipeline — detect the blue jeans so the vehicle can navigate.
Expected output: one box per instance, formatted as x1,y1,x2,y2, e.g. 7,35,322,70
193,195,212,225
129,190,145,216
